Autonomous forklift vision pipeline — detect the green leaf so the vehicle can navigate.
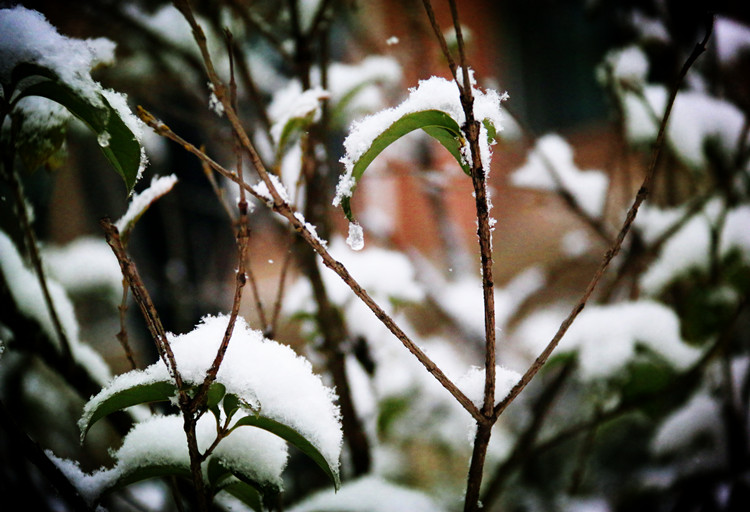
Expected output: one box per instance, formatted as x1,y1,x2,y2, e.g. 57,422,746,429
14,79,141,192
106,462,192,492
275,113,315,162
11,111,68,172
206,382,226,420
206,382,226,408
233,414,340,489
80,380,176,440
340,109,466,221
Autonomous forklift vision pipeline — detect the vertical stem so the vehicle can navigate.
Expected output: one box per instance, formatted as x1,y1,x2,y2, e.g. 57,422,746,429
2,154,74,363
464,421,493,512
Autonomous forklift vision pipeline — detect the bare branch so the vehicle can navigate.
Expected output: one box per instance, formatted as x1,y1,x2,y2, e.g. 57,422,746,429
494,14,715,420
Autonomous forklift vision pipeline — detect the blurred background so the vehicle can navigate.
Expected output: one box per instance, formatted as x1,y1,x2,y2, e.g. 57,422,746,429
2,0,750,511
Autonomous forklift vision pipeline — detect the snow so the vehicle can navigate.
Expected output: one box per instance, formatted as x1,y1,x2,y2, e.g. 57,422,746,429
80,314,342,479
288,475,446,512
268,84,329,144
637,201,750,294
599,45,649,87
322,55,402,116
0,6,109,105
56,414,289,504
0,6,148,185
715,16,750,64
42,237,122,304
510,134,609,218
516,300,700,381
334,72,507,207
650,391,722,456
0,231,112,386
456,365,520,409
628,10,670,44
294,211,328,248
208,82,224,117
561,229,592,257
252,172,290,206
12,96,71,146
621,85,747,170
115,174,178,235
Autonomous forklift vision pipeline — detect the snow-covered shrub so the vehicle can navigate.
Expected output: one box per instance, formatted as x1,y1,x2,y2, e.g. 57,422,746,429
2,2,748,512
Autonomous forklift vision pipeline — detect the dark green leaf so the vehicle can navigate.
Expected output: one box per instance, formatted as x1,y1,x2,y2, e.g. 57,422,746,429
81,380,176,440
14,79,141,192
100,462,192,499
207,382,226,408
233,414,340,489
223,393,241,419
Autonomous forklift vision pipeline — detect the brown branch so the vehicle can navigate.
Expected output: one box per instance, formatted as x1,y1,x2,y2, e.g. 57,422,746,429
420,0,458,83
115,279,138,370
493,13,714,421
100,219,183,389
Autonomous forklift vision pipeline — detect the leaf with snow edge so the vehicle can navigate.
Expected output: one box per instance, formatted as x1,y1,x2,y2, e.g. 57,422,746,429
287,475,447,512
79,380,176,440
233,414,340,490
115,174,178,245
336,110,501,222
338,109,464,222
81,314,342,486
207,457,279,511
12,68,142,192
269,87,329,161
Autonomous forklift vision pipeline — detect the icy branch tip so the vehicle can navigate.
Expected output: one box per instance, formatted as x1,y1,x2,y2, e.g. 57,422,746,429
346,222,364,251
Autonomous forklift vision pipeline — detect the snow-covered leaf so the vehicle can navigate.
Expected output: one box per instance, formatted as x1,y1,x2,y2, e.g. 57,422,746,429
338,109,466,221
79,380,176,440
14,75,142,192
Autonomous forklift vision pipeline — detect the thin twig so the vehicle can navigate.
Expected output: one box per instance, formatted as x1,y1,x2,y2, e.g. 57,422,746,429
100,220,183,389
420,0,458,83
116,279,138,370
171,0,482,422
2,160,73,363
493,14,714,421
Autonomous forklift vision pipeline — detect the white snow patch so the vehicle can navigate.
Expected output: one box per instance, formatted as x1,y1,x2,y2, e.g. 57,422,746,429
288,475,446,512
42,237,122,304
715,16,750,64
456,365,520,409
517,301,700,381
268,84,329,144
511,134,609,218
622,86,747,170
651,391,722,456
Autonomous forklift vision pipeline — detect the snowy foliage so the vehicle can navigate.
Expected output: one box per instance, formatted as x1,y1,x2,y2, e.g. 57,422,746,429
81,315,343,478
